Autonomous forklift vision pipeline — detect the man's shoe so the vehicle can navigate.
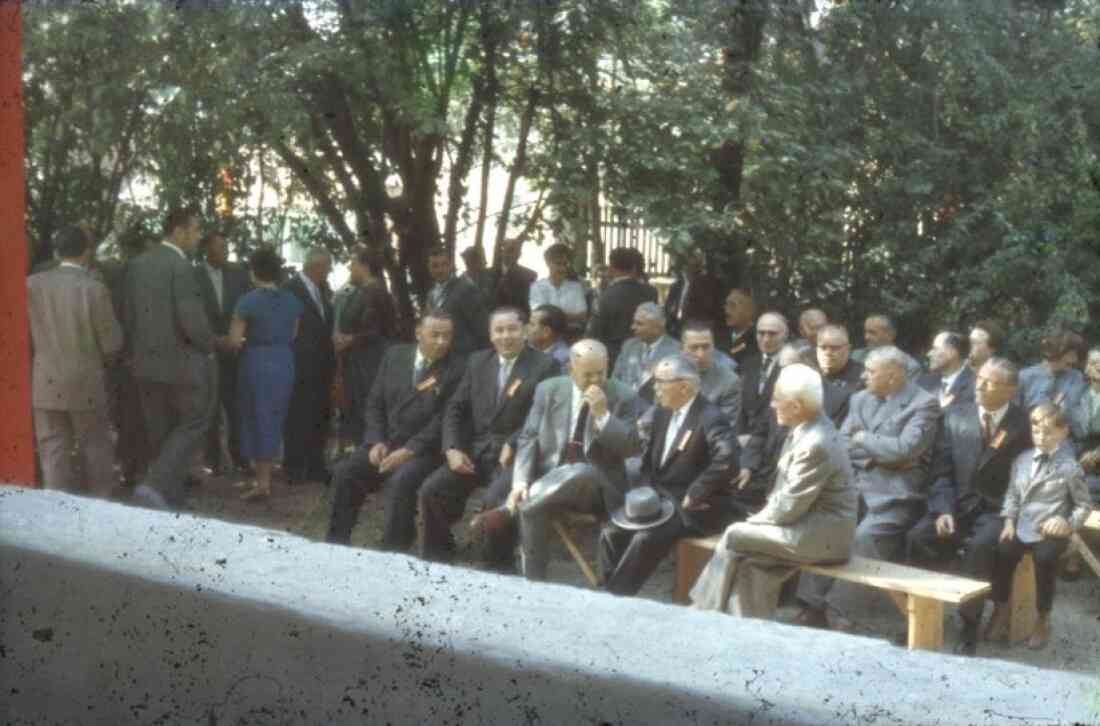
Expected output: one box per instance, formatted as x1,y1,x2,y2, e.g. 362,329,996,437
1027,614,1051,650
982,604,1010,644
793,606,829,630
132,484,168,510
469,507,513,538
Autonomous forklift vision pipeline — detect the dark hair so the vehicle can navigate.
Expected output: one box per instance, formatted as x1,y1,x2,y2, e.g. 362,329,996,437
938,331,970,361
866,313,897,334
162,205,200,238
727,287,753,300
53,225,92,259
248,247,283,283
625,248,646,275
419,308,455,326
426,246,449,260
199,232,226,254
543,242,572,262
355,248,384,277
1030,401,1070,430
490,305,526,325
1039,328,1084,362
681,320,715,339
608,247,634,272
972,319,1004,352
531,304,567,337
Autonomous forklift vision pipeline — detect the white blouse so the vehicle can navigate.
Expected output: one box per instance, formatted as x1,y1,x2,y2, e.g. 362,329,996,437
529,278,588,318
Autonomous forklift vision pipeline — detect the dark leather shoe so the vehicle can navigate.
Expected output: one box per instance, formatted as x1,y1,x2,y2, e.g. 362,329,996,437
470,507,514,538
793,607,829,630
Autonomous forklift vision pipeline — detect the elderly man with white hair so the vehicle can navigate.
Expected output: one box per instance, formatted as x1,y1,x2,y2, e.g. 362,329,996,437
795,345,940,630
503,339,644,581
690,363,857,618
612,301,680,396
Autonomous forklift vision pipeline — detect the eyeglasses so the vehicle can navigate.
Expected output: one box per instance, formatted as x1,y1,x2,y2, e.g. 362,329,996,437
653,377,685,385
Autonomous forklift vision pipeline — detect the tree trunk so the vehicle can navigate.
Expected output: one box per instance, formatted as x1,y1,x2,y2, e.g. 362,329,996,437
493,87,540,259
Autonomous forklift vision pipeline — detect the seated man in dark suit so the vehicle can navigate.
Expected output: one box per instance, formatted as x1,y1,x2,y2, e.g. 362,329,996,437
418,307,559,564
507,339,642,581
326,311,465,551
736,312,789,445
600,354,741,595
721,288,757,370
426,246,489,357
585,248,658,368
918,330,975,412
851,314,923,380
906,357,1032,654
815,324,863,425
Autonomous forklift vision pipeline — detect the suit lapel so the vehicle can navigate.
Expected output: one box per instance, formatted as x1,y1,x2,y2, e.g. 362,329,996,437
490,351,524,422
658,397,703,472
869,386,908,432
976,406,1025,471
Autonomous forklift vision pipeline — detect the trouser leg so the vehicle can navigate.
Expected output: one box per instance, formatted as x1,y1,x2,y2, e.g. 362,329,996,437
958,512,1003,622
71,409,118,497
326,446,382,544
1032,537,1069,613
380,455,442,552
906,512,961,565
33,409,75,492
418,465,480,562
145,363,216,506
518,464,604,581
731,556,800,620
992,536,1026,604
602,514,686,596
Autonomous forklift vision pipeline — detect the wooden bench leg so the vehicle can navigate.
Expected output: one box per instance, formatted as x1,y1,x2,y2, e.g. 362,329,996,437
673,540,713,604
1009,553,1038,644
907,595,944,651
1071,533,1100,579
552,519,599,588
886,590,907,616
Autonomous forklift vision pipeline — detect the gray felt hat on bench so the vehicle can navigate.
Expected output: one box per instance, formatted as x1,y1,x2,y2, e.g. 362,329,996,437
611,486,675,530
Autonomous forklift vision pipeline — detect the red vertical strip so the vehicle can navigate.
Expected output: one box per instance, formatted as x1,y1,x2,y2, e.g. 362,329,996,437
0,1,35,486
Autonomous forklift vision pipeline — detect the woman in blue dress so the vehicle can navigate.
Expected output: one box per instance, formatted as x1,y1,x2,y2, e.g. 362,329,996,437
229,248,305,501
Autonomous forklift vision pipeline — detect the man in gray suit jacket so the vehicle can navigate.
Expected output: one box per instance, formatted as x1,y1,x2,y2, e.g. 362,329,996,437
691,364,857,618
797,346,940,628
123,207,217,508
612,302,680,397
28,226,124,496
508,339,642,580
681,321,742,428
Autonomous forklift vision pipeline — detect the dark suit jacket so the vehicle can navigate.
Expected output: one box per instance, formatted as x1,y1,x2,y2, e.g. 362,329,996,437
737,351,782,438
720,325,758,370
641,396,740,504
442,346,560,464
586,277,659,353
928,401,1032,518
365,344,466,455
284,273,336,382
196,262,251,336
821,359,864,425
664,272,725,337
431,275,489,357
918,366,976,411
492,265,537,315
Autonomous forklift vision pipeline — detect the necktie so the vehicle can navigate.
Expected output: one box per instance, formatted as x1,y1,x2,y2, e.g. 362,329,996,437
982,412,995,444
1033,452,1049,478
562,402,590,465
758,355,772,394
497,359,514,402
414,358,428,386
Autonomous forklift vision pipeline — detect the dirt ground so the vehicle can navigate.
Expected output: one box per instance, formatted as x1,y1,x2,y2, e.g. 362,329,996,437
184,462,1100,677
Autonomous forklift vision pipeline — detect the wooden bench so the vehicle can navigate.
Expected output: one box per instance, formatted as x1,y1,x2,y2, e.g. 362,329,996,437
674,536,991,652
552,513,601,587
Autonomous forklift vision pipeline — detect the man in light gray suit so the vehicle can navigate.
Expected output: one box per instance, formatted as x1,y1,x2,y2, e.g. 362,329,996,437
796,346,940,629
123,207,218,509
612,302,680,397
508,339,642,581
690,364,857,618
28,226,124,496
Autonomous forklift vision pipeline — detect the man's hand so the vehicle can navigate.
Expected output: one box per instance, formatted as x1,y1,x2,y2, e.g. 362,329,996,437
682,494,709,512
935,513,955,538
446,448,475,475
368,443,390,468
999,518,1015,544
506,483,528,511
584,384,609,421
735,468,752,490
1039,515,1072,539
379,447,414,474
498,442,514,468
1081,449,1100,472
333,332,355,354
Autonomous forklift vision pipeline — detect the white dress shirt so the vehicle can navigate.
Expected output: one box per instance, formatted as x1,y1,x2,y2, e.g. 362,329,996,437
529,278,588,317
661,395,697,466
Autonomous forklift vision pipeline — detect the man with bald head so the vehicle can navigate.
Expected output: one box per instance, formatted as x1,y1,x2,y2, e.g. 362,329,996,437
796,346,940,630
737,312,790,443
851,314,922,380
797,308,828,348
815,324,864,425
507,339,643,581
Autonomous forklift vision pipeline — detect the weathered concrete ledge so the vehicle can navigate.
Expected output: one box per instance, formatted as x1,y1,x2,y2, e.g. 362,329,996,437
0,486,1095,725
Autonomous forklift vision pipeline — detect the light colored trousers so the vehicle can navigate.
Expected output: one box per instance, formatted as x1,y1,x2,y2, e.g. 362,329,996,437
33,408,117,496
690,521,803,619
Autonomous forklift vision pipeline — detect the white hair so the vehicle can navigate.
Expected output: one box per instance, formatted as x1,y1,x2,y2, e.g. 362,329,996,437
571,338,608,362
773,363,823,413
757,312,789,336
635,301,666,324
865,345,908,372
656,354,701,389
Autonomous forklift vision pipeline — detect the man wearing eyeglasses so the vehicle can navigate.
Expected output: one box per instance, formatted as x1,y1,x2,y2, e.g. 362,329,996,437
736,312,790,446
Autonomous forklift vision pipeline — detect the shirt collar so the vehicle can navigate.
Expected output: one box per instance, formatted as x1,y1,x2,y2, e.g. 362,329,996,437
298,269,317,292
59,261,84,271
978,402,1010,429
940,366,962,390
204,261,223,275
671,395,698,420
162,241,187,259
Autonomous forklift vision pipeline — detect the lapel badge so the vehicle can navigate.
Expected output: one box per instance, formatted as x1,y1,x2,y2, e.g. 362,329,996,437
677,428,693,451
416,375,437,392
990,429,1006,449
506,378,523,398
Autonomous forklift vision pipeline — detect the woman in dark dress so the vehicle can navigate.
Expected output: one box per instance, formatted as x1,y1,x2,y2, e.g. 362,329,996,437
229,248,305,501
334,248,398,443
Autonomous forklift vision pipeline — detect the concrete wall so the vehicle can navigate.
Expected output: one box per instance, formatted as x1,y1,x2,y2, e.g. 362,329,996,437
0,486,1095,725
